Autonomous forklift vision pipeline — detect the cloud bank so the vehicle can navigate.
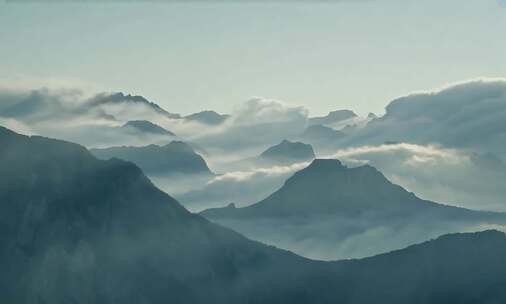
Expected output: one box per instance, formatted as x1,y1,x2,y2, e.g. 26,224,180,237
331,143,506,211
342,79,506,158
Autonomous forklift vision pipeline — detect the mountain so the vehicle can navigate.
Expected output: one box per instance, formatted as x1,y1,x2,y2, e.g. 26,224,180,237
91,141,211,176
0,126,310,303
184,110,230,125
298,125,346,154
120,120,176,136
308,109,357,126
259,140,315,164
88,92,181,119
202,159,506,259
301,124,346,142
2,126,506,303
328,230,506,303
202,159,486,218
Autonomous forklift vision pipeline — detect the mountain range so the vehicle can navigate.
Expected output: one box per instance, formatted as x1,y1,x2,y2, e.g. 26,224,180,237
201,158,506,259
91,141,212,176
2,125,506,303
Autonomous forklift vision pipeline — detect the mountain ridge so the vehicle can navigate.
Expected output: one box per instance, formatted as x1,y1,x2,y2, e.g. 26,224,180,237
2,125,506,303
91,141,212,176
202,158,496,219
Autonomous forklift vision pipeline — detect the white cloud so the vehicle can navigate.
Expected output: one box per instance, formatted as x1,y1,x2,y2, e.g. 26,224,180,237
341,79,506,158
191,97,309,154
329,143,506,211
176,161,310,212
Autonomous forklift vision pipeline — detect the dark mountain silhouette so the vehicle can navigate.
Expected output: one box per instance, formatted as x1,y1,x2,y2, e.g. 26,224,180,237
260,140,315,164
308,109,357,126
121,120,175,136
184,110,230,125
87,92,181,119
202,159,496,218
2,126,506,303
201,159,506,259
91,141,211,176
328,230,506,303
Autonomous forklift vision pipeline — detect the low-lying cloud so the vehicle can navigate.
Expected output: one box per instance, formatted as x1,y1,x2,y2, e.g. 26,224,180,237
174,161,310,212
342,79,506,158
330,143,506,211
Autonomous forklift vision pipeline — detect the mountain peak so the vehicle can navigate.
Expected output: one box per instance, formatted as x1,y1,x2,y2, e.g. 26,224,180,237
88,92,181,119
303,158,345,171
184,110,229,125
202,158,437,218
260,139,315,163
122,120,175,136
91,141,212,175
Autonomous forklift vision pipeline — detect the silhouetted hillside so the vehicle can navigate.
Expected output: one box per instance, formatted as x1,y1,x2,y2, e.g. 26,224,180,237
201,159,506,259
91,141,211,175
260,140,315,164
121,120,175,136
87,92,181,118
184,110,230,125
2,126,506,303
202,159,495,218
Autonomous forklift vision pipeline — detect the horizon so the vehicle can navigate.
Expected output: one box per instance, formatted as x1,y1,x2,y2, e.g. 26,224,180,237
1,0,506,116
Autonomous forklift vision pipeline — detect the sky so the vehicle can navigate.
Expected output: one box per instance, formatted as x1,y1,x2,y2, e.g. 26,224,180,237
0,0,505,116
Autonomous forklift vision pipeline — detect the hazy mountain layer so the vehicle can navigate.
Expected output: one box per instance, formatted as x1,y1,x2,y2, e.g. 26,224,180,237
202,159,506,259
308,110,357,126
91,141,212,176
184,110,230,125
121,120,175,136
260,140,315,164
2,126,506,303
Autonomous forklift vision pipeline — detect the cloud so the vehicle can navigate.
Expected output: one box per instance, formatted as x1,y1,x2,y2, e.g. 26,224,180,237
229,97,308,126
0,117,35,135
191,97,309,154
174,161,310,212
329,143,506,211
0,87,310,155
0,88,183,147
341,79,506,158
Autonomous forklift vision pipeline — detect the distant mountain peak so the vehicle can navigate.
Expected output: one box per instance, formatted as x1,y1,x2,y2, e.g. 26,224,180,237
184,110,230,125
301,158,345,172
88,92,181,118
260,139,315,163
285,159,385,189
91,140,212,175
201,158,445,218
122,120,175,136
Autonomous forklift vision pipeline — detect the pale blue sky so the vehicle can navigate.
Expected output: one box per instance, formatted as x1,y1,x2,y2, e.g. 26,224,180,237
0,0,505,116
